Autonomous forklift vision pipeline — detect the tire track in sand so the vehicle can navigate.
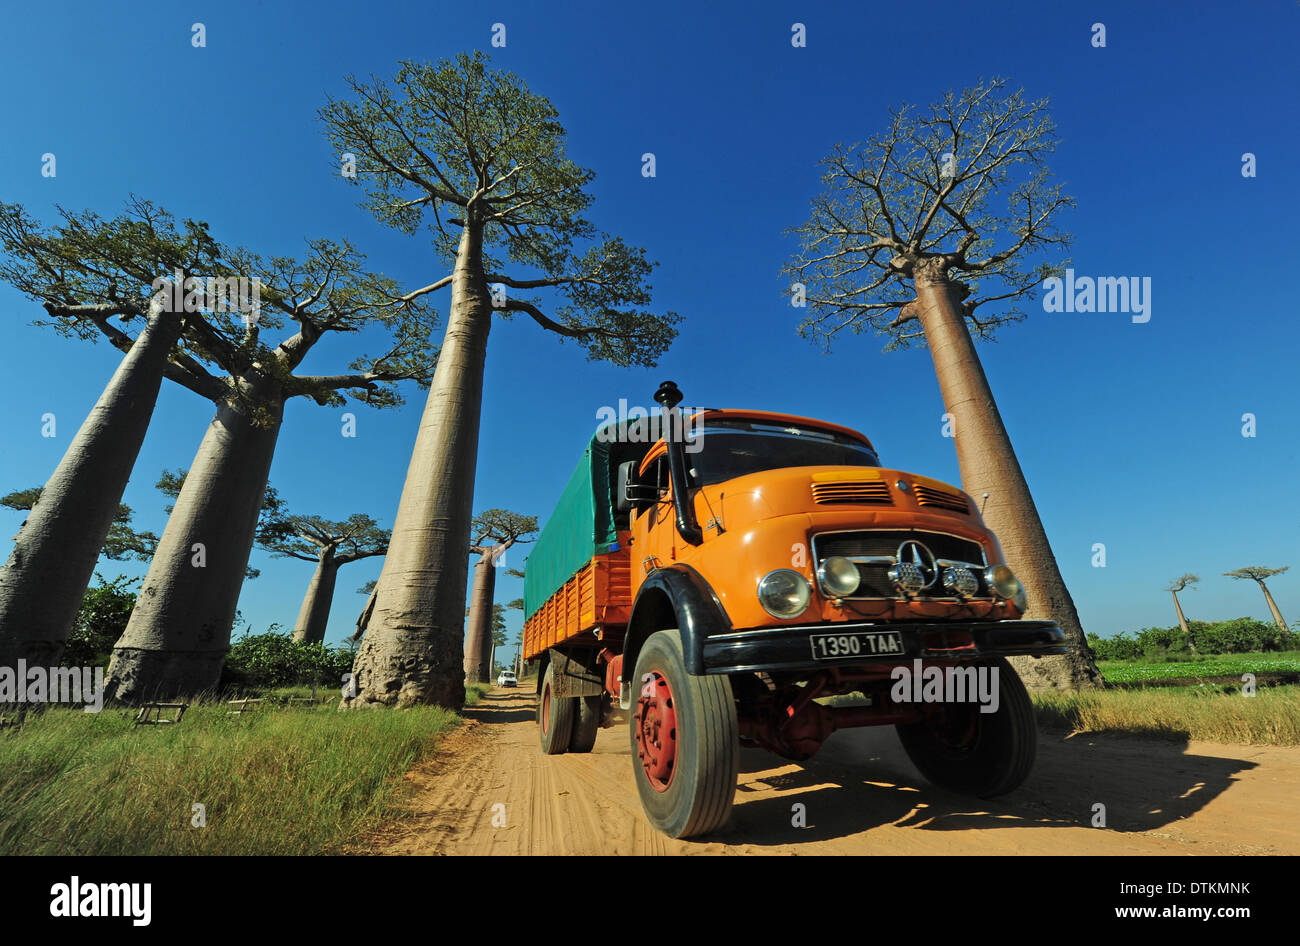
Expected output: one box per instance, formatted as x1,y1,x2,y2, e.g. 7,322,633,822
373,687,1300,856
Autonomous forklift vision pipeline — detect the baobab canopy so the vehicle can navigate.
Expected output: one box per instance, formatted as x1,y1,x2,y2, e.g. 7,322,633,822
523,423,650,620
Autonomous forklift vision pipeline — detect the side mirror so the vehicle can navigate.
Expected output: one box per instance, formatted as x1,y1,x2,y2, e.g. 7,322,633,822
617,460,657,513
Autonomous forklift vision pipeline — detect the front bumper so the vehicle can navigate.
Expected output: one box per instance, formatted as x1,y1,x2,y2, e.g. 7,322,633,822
701,619,1066,675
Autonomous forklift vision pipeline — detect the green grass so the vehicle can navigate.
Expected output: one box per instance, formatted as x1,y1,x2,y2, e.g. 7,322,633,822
1097,650,1300,685
0,697,467,855
1032,685,1300,746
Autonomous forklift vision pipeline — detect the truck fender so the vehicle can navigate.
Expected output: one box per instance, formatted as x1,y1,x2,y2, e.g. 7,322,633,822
624,565,732,678
533,651,550,695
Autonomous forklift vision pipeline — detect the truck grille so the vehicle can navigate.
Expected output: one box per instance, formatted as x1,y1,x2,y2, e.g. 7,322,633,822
913,484,969,514
810,481,893,505
813,530,987,600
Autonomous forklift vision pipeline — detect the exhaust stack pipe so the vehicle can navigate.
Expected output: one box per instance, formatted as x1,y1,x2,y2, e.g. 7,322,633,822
653,380,703,546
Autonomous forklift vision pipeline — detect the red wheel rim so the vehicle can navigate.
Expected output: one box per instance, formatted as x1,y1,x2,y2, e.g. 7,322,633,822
635,670,678,792
541,679,552,733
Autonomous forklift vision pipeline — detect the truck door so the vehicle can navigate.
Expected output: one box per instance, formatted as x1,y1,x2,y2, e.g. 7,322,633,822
633,452,676,578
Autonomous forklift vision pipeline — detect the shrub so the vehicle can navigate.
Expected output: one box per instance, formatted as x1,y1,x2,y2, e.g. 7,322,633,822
63,574,138,667
222,629,355,691
1200,617,1288,653
1087,632,1140,661
1094,616,1300,660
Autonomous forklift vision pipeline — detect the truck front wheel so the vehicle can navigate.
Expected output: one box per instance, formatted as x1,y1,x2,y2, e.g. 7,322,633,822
629,629,738,838
538,662,575,755
895,656,1037,797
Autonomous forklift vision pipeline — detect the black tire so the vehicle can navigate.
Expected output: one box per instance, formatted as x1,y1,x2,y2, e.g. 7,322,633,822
538,662,575,755
895,656,1037,797
568,695,602,753
629,629,738,838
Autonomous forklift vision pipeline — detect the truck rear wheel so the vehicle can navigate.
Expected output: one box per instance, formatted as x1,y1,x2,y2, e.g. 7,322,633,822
538,662,574,755
568,695,601,753
629,629,738,838
895,656,1036,797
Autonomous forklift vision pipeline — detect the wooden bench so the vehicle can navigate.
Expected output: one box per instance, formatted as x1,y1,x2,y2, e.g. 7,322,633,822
134,702,188,725
225,697,264,716
285,696,327,708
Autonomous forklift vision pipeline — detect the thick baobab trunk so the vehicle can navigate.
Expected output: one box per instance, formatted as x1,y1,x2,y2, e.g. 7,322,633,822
909,267,1102,689
1257,581,1288,631
106,377,285,701
1171,591,1196,652
292,550,340,645
463,554,496,685
345,225,491,710
0,296,180,668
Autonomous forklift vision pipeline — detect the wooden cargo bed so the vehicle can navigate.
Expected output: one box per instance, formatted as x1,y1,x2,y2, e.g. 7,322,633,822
522,539,632,660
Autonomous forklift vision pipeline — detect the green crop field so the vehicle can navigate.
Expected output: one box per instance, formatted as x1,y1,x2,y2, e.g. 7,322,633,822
1096,651,1300,685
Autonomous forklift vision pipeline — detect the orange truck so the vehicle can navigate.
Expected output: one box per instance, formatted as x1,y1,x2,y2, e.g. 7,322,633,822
522,381,1066,838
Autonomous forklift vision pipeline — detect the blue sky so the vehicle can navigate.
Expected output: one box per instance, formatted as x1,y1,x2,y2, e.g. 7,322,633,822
2,0,1298,663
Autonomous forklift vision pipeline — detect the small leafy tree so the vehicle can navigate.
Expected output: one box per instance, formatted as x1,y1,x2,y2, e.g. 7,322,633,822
3,488,157,562
223,629,355,690
63,574,140,667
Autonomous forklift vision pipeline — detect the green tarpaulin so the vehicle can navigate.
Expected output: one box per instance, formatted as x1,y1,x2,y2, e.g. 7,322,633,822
524,425,648,621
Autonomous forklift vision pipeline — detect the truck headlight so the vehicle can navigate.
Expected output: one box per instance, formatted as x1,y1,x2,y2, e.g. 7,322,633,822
758,569,811,618
984,563,1028,611
816,556,861,598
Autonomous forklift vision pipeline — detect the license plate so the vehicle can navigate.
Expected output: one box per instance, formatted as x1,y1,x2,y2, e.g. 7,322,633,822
809,630,904,660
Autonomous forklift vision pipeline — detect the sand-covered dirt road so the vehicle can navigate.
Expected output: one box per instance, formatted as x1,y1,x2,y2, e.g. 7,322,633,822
373,687,1299,855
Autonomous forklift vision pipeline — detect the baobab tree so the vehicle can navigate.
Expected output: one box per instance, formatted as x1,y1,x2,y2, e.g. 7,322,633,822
1166,574,1199,651
502,597,524,675
351,580,378,643
155,468,282,580
255,512,390,645
321,52,678,709
0,200,233,667
512,630,524,675
463,509,537,685
470,603,512,676
1223,566,1290,631
2,487,157,562
102,233,438,701
784,77,1100,689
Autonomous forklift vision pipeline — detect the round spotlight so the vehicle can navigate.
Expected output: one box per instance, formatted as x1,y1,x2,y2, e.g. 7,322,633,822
888,561,927,597
817,556,861,598
942,566,980,598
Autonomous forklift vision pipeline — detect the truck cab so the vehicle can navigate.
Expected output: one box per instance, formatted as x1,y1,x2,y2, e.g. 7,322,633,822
523,381,1066,839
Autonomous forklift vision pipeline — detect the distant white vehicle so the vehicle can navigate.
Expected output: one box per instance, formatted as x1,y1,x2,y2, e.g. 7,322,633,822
497,671,518,687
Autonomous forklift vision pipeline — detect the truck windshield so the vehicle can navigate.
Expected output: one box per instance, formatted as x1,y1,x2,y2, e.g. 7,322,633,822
686,420,880,487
